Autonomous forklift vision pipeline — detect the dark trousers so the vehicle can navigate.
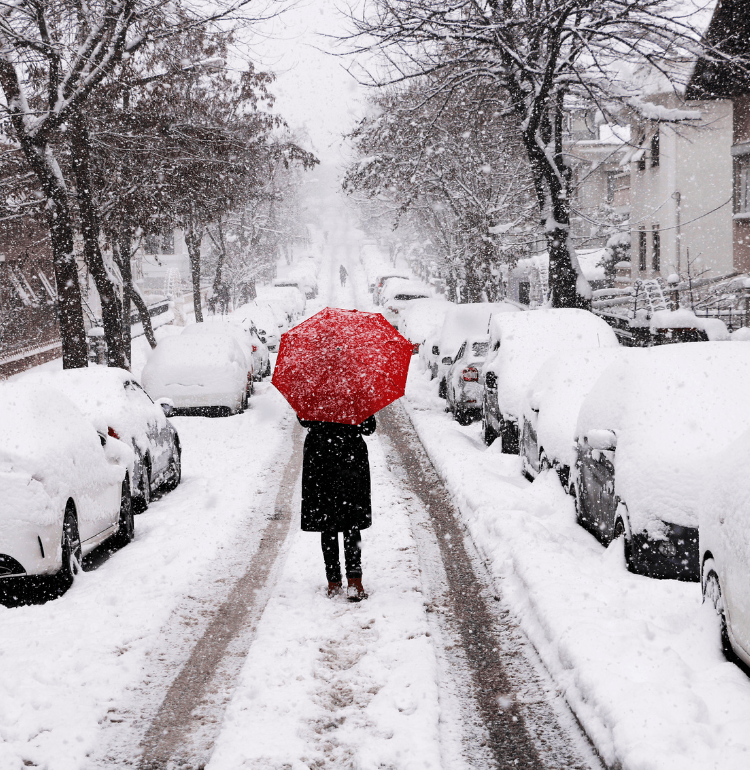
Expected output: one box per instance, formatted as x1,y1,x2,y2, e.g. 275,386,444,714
321,527,361,582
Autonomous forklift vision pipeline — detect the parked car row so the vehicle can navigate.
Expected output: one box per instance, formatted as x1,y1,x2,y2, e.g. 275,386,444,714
1,365,183,596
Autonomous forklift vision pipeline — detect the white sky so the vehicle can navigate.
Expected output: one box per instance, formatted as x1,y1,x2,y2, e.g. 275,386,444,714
241,0,368,167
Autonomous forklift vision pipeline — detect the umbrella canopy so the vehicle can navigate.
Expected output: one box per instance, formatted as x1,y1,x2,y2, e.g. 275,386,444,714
272,307,413,424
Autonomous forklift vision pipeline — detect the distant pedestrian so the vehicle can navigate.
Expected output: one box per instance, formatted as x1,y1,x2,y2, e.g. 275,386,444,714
298,415,376,601
339,264,348,286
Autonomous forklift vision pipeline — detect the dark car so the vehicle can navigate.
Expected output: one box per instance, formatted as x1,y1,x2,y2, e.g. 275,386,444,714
572,343,750,581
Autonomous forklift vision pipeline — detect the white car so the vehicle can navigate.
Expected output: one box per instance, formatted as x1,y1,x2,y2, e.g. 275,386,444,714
257,285,306,323
234,301,283,351
519,347,625,487
27,366,181,513
142,334,249,416
701,427,750,666
444,335,490,425
435,302,520,397
0,382,133,590
573,343,750,581
372,273,408,305
398,297,453,369
381,279,433,329
481,309,618,450
182,320,258,390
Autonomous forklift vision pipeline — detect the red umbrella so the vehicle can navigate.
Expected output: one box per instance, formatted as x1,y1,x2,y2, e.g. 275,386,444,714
272,307,413,425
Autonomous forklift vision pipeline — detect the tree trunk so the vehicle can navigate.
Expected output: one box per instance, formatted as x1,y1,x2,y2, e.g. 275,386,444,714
128,284,157,348
185,211,204,322
70,111,127,367
18,142,89,368
115,232,134,366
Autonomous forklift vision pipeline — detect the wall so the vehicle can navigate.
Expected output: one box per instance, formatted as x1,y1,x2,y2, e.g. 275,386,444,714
630,99,734,281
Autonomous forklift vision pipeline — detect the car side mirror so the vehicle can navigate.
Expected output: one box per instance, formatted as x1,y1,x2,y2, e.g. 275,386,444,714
432,345,439,356
485,371,497,389
442,356,453,366
586,429,617,451
158,397,175,418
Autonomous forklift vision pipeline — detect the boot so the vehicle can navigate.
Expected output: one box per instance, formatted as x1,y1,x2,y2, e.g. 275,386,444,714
347,577,367,602
327,581,342,597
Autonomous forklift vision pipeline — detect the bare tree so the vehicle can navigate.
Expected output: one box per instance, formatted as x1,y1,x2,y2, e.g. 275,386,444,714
348,0,738,308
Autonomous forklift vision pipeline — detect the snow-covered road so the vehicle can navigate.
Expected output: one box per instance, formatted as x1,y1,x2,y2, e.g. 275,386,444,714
9,219,741,770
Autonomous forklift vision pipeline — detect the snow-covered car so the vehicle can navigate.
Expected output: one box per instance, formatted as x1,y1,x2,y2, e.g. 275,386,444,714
519,347,626,487
381,279,433,329
372,273,408,305
27,366,181,513
229,317,271,377
436,302,520,398
573,343,750,581
0,382,134,588
700,428,750,666
234,300,283,351
481,309,618,451
142,334,249,416
398,297,453,369
275,268,318,299
258,285,306,323
182,319,258,390
445,335,490,425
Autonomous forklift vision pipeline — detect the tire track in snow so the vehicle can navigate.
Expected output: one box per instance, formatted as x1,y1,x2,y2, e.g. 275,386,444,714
134,420,305,769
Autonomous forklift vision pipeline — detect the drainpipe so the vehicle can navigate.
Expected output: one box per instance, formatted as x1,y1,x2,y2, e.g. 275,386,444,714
672,191,682,275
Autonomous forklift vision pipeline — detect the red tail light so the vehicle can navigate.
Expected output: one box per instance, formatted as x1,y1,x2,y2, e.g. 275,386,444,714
252,344,258,352
412,342,420,355
108,426,120,440
388,306,399,314
462,366,479,382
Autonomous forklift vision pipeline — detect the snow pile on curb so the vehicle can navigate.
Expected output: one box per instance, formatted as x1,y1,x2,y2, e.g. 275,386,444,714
404,363,750,770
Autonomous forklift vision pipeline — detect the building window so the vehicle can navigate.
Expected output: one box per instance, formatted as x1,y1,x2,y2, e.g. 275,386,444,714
735,155,750,213
650,132,660,168
638,226,647,271
652,225,660,273
161,232,175,255
144,233,160,254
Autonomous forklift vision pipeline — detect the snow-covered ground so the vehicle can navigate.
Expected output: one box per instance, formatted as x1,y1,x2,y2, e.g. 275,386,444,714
402,341,750,770
5,220,750,770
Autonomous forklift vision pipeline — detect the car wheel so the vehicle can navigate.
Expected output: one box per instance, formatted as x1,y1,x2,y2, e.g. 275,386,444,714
455,409,473,426
164,446,182,491
539,451,551,472
264,361,272,377
114,474,134,547
704,567,734,660
59,506,82,587
438,378,447,399
134,460,151,513
482,413,497,446
613,514,633,565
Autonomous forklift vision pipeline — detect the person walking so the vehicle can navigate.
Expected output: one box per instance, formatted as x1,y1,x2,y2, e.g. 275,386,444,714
339,264,348,287
298,415,376,601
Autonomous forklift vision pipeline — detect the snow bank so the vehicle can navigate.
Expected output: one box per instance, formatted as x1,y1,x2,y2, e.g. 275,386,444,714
524,347,627,469
576,343,750,533
485,309,618,421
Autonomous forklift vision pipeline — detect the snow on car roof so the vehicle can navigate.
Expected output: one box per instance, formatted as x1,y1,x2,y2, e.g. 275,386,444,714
25,365,166,456
182,319,254,363
399,298,453,343
576,342,750,532
523,347,628,469
485,308,619,420
440,302,520,358
381,279,432,301
0,380,125,524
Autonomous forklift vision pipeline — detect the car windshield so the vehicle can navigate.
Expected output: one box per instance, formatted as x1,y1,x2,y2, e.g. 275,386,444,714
394,293,429,301
472,342,489,357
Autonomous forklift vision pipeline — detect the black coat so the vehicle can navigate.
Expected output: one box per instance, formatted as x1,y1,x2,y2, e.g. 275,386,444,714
299,416,376,532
